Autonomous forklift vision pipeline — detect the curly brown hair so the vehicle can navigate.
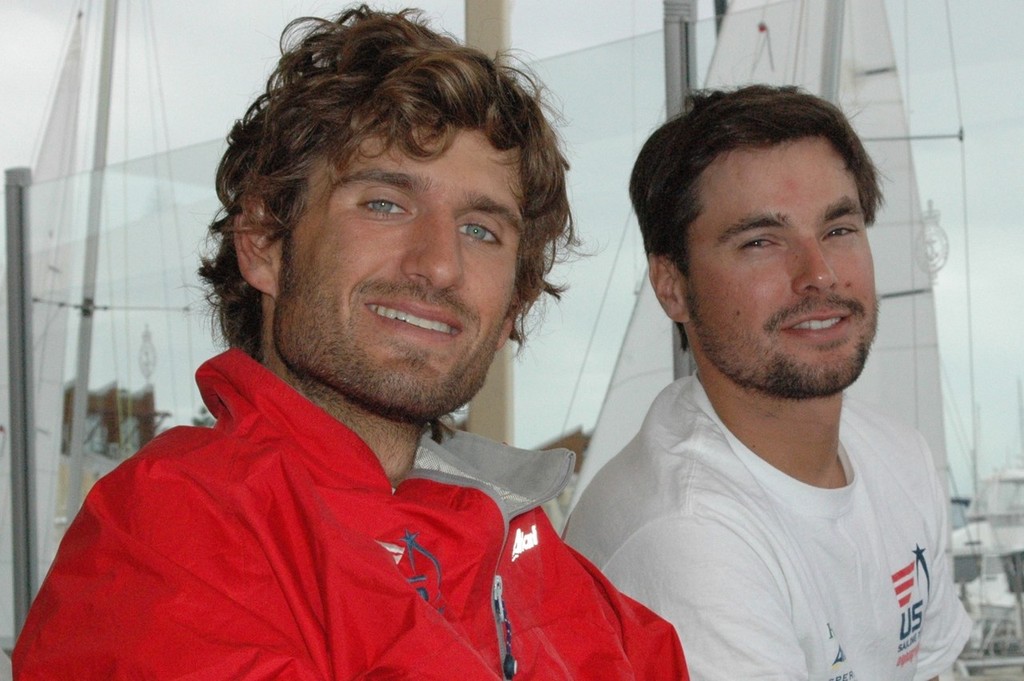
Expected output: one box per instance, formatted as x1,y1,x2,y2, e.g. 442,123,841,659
199,5,575,358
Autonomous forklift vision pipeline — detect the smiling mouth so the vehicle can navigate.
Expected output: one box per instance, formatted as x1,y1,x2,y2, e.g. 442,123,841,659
792,317,842,330
369,304,456,335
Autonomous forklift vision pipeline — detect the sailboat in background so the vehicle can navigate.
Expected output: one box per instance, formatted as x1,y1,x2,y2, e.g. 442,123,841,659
1,12,85,640
950,384,1024,668
2,0,219,643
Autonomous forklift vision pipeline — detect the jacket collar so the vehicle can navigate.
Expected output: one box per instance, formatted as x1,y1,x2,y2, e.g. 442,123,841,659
413,432,575,521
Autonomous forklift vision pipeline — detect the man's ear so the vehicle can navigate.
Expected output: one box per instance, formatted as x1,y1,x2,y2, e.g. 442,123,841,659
234,212,282,299
494,314,515,353
648,254,691,324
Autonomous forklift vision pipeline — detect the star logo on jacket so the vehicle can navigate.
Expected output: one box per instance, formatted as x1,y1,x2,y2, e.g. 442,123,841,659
385,529,446,612
511,524,539,562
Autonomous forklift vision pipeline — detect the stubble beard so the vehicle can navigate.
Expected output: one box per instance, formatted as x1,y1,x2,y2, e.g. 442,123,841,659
271,251,510,426
688,289,878,400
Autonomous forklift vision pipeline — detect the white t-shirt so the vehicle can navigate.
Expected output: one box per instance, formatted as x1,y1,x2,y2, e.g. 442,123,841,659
566,376,971,681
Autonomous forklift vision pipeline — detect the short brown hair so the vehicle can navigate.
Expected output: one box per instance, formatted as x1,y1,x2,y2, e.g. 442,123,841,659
629,85,882,349
200,5,575,358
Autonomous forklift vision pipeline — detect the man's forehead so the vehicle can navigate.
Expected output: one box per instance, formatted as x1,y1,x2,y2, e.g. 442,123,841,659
700,138,853,189
349,131,511,165
351,132,520,191
309,133,523,221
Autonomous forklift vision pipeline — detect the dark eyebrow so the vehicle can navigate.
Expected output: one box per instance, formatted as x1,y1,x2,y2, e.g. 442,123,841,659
717,212,788,244
824,196,863,222
716,195,864,245
338,168,421,192
338,168,523,233
465,194,523,233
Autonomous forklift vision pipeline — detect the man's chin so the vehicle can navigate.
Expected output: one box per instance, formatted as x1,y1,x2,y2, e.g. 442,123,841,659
344,388,468,425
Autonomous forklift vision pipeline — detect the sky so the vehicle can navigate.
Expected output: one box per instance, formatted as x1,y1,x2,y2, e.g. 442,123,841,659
0,0,664,167
0,0,665,436
1,0,1022,501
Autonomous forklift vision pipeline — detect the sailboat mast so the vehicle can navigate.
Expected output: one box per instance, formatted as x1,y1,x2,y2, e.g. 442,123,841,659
66,0,118,518
664,0,698,118
664,0,699,380
820,0,845,103
462,0,513,445
6,166,37,634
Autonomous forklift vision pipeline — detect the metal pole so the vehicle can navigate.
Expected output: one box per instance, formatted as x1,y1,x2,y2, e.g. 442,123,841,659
465,0,509,57
663,0,699,118
820,0,846,103
463,0,514,444
6,166,38,634
67,0,118,516
664,0,698,379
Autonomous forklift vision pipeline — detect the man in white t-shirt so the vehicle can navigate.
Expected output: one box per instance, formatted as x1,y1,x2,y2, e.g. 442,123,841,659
566,85,971,680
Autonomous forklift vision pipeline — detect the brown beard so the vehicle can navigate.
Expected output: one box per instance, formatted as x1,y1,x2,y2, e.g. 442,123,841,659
271,238,511,425
688,288,878,400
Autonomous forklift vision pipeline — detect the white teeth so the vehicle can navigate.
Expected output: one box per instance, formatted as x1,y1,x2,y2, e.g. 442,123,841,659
794,317,841,330
369,305,455,334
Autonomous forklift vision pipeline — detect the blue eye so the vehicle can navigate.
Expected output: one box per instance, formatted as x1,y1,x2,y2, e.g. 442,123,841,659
367,200,401,214
461,223,497,243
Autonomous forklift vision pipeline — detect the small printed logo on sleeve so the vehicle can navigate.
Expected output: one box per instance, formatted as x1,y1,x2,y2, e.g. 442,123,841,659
826,622,856,680
511,524,539,562
891,544,931,668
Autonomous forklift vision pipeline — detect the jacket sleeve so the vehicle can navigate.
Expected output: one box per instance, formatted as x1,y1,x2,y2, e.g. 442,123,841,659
13,464,326,680
565,543,690,680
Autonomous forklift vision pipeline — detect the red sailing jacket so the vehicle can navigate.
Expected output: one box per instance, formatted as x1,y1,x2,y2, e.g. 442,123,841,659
15,350,687,680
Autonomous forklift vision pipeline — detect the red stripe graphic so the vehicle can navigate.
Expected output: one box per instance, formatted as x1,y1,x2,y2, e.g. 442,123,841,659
892,560,915,607
891,562,914,582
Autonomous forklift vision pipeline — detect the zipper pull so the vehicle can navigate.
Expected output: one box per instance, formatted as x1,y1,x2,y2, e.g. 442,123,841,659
491,575,517,679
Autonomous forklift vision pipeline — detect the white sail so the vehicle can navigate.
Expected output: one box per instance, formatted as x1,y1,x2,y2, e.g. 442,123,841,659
0,14,84,640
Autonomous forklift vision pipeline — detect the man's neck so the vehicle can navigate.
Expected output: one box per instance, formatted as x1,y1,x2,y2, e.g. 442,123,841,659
698,368,847,489
263,353,423,487
327,403,423,486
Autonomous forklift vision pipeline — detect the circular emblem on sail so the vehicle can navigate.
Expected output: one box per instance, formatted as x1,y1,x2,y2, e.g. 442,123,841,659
914,200,949,277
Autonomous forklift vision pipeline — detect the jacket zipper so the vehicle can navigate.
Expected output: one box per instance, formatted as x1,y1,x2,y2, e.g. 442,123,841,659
491,574,517,679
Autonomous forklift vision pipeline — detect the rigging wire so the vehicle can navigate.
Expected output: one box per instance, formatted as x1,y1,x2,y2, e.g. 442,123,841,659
940,359,973,500
555,0,650,441
114,0,132,450
897,0,973,497
29,2,86,177
558,212,637,439
31,297,191,314
31,1,87,478
895,0,925,488
939,0,977,501
141,0,193,425
792,0,808,85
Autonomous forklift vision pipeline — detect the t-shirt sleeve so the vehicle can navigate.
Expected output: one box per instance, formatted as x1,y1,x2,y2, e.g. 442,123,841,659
913,434,973,680
600,514,809,681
